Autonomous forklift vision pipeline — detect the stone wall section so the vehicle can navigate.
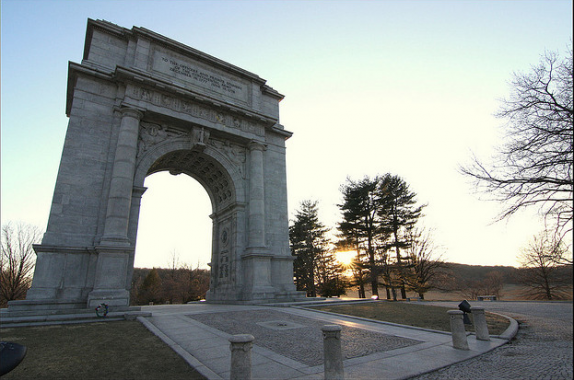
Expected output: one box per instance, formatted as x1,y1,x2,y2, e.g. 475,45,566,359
43,76,118,248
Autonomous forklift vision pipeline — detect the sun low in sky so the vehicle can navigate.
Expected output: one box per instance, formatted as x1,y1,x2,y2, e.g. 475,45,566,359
335,251,357,267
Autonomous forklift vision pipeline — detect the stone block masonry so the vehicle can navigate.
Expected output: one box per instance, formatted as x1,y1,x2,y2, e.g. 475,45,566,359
8,18,304,314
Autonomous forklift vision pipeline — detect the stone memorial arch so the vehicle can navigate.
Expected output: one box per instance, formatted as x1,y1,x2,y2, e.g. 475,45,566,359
11,19,304,312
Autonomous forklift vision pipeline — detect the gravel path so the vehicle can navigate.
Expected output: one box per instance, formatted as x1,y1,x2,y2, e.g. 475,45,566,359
408,301,573,380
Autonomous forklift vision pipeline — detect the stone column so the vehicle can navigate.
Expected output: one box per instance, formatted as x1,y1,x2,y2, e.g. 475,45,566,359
242,141,274,299
448,310,469,350
229,334,254,380
322,325,344,380
247,140,266,250
100,107,143,246
471,306,490,341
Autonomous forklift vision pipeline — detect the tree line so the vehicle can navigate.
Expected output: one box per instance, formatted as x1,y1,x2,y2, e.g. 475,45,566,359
290,174,443,300
1,220,570,306
290,189,573,301
2,44,572,305
130,265,210,305
290,44,572,302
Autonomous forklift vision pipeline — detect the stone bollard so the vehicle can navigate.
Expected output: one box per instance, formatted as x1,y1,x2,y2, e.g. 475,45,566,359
448,310,469,350
229,334,255,380
470,306,490,341
322,325,344,380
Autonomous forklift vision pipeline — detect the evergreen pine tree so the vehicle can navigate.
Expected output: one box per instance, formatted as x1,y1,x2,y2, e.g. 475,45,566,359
289,200,330,297
378,174,425,299
338,176,386,297
138,268,162,304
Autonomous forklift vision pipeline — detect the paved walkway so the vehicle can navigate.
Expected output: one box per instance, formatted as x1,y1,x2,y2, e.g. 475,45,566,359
139,302,511,380
408,301,573,380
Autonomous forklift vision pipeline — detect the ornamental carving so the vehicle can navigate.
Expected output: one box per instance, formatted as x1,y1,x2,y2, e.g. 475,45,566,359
133,86,265,137
208,138,246,177
147,149,235,209
137,122,190,158
215,218,233,284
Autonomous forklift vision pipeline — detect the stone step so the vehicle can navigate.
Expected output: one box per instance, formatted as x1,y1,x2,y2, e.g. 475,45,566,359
0,311,152,328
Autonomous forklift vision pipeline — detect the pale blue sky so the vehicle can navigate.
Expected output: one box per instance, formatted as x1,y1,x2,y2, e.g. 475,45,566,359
1,0,572,268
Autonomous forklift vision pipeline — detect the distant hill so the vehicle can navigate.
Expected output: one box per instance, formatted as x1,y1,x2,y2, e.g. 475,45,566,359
438,262,521,284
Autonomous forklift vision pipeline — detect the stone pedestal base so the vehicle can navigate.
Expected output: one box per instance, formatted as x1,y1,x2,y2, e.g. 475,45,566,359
87,289,131,309
7,299,87,313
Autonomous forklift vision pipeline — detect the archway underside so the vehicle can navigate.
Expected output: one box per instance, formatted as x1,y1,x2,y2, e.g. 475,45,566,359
147,149,236,212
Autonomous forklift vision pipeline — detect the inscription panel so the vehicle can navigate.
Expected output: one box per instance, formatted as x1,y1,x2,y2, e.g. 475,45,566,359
151,48,250,105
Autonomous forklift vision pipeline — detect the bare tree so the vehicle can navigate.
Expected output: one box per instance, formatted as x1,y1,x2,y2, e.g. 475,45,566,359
1,222,43,306
516,231,572,300
462,45,573,238
166,249,180,278
403,228,445,300
482,271,505,299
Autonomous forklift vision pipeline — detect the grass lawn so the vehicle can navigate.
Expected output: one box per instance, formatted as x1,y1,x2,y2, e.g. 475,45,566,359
309,301,510,335
0,320,205,380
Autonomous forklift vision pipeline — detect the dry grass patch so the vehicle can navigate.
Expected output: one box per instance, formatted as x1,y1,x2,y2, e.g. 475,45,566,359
309,301,510,335
0,320,205,380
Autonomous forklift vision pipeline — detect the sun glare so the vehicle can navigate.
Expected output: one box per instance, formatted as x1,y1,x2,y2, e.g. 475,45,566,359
335,250,357,266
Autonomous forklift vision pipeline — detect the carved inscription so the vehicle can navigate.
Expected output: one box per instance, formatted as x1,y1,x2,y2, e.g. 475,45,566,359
165,57,243,95
152,50,248,104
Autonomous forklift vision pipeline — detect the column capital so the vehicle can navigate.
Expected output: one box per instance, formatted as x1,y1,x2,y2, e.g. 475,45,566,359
119,106,144,120
132,186,148,198
248,140,267,152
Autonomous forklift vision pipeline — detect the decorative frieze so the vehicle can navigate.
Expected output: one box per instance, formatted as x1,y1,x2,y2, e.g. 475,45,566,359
132,86,265,137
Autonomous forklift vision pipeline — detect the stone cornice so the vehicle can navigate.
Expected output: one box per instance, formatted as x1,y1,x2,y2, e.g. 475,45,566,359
83,19,130,62
67,61,283,132
33,244,98,255
66,61,114,116
270,125,293,140
261,85,285,101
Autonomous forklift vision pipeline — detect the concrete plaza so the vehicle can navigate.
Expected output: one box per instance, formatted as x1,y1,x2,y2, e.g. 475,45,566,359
138,301,516,380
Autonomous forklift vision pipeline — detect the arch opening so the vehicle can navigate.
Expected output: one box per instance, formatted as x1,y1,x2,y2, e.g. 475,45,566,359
135,171,212,270
132,148,242,303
